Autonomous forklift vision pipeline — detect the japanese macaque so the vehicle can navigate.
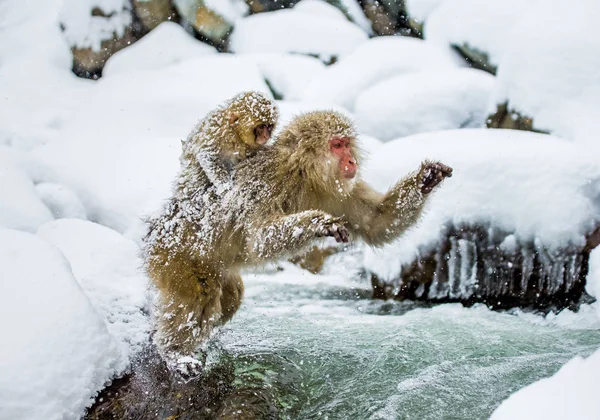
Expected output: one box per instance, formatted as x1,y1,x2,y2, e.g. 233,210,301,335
183,91,278,194
144,110,452,374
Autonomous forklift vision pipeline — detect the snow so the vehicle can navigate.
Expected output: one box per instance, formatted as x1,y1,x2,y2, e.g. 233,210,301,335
37,219,151,360
228,7,368,63
361,129,600,281
0,150,53,232
302,36,464,111
293,0,349,21
59,0,132,51
355,68,495,141
406,0,447,21
102,21,217,77
0,228,125,420
490,349,600,420
239,53,326,100
425,0,600,143
35,182,88,220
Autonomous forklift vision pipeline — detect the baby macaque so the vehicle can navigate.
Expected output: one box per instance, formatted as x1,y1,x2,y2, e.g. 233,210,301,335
182,91,278,194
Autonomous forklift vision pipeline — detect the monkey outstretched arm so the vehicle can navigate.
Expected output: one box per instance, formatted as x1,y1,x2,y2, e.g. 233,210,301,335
347,161,452,246
196,149,232,195
247,210,349,262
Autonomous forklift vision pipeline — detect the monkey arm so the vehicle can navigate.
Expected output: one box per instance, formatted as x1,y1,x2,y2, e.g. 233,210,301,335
196,150,232,195
247,210,344,262
346,168,428,247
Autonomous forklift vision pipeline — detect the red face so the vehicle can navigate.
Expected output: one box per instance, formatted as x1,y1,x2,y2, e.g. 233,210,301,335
254,124,274,145
329,136,357,179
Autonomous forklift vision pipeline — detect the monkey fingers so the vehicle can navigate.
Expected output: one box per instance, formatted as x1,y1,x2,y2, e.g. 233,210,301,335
420,161,453,194
317,218,350,243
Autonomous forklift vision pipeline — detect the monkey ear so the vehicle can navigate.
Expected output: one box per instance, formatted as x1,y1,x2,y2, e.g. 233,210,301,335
229,112,240,125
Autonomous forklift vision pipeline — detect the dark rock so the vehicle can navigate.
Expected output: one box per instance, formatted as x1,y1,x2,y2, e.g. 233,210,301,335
85,345,234,420
453,43,497,75
71,29,137,79
245,0,300,13
357,0,421,37
85,345,284,419
132,0,178,32
369,222,596,310
487,102,548,133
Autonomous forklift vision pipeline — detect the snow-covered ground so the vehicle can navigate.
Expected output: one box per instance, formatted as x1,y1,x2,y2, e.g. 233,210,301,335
2,0,600,418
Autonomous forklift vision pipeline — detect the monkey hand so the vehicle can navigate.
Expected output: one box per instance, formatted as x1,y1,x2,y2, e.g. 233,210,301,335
419,161,453,194
313,215,350,243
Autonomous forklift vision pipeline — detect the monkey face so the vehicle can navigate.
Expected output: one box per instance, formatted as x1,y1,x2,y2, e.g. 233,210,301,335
329,136,357,179
254,123,274,145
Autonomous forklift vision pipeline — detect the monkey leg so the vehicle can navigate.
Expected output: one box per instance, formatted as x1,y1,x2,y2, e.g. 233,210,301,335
219,271,244,325
155,271,223,356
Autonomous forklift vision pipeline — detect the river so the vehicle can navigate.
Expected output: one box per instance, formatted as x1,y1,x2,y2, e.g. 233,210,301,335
213,264,600,419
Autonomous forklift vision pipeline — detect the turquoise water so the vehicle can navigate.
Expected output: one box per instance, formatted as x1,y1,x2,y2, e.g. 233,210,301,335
216,266,600,419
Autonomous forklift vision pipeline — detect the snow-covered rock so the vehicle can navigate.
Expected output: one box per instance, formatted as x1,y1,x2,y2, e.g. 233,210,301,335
37,219,151,360
102,21,217,77
239,53,326,100
426,0,600,143
335,0,374,35
35,182,88,219
355,68,495,141
491,349,600,420
229,6,368,63
59,0,132,51
0,228,125,420
0,150,53,232
302,36,463,110
361,129,600,282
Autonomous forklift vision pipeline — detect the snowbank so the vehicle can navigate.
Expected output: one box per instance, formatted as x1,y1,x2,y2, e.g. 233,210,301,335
37,219,151,360
0,228,125,420
35,182,88,220
32,56,272,235
239,53,326,101
293,0,349,21
491,349,600,420
302,36,463,110
229,6,368,62
102,21,217,77
426,0,600,143
0,150,53,231
355,68,495,141
361,129,600,281
0,0,72,68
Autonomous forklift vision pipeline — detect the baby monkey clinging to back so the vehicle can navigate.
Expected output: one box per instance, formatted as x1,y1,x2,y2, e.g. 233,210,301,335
181,91,279,194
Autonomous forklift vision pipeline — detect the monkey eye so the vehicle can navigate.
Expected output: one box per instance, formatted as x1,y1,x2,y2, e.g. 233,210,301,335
332,142,342,148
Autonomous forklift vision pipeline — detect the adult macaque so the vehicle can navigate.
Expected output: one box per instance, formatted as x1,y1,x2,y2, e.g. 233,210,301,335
144,110,451,375
184,91,278,195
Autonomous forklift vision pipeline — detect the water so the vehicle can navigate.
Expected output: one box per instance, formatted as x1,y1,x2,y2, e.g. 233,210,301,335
215,264,600,419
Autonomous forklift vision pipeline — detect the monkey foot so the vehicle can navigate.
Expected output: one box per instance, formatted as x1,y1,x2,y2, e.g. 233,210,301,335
169,355,203,381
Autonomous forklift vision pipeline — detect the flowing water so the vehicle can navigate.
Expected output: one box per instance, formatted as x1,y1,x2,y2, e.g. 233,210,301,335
214,264,600,419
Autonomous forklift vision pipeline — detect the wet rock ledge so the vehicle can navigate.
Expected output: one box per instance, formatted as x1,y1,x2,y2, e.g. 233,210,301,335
369,222,599,310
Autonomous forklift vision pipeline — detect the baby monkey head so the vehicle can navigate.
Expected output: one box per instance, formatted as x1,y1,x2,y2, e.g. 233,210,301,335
227,91,279,148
